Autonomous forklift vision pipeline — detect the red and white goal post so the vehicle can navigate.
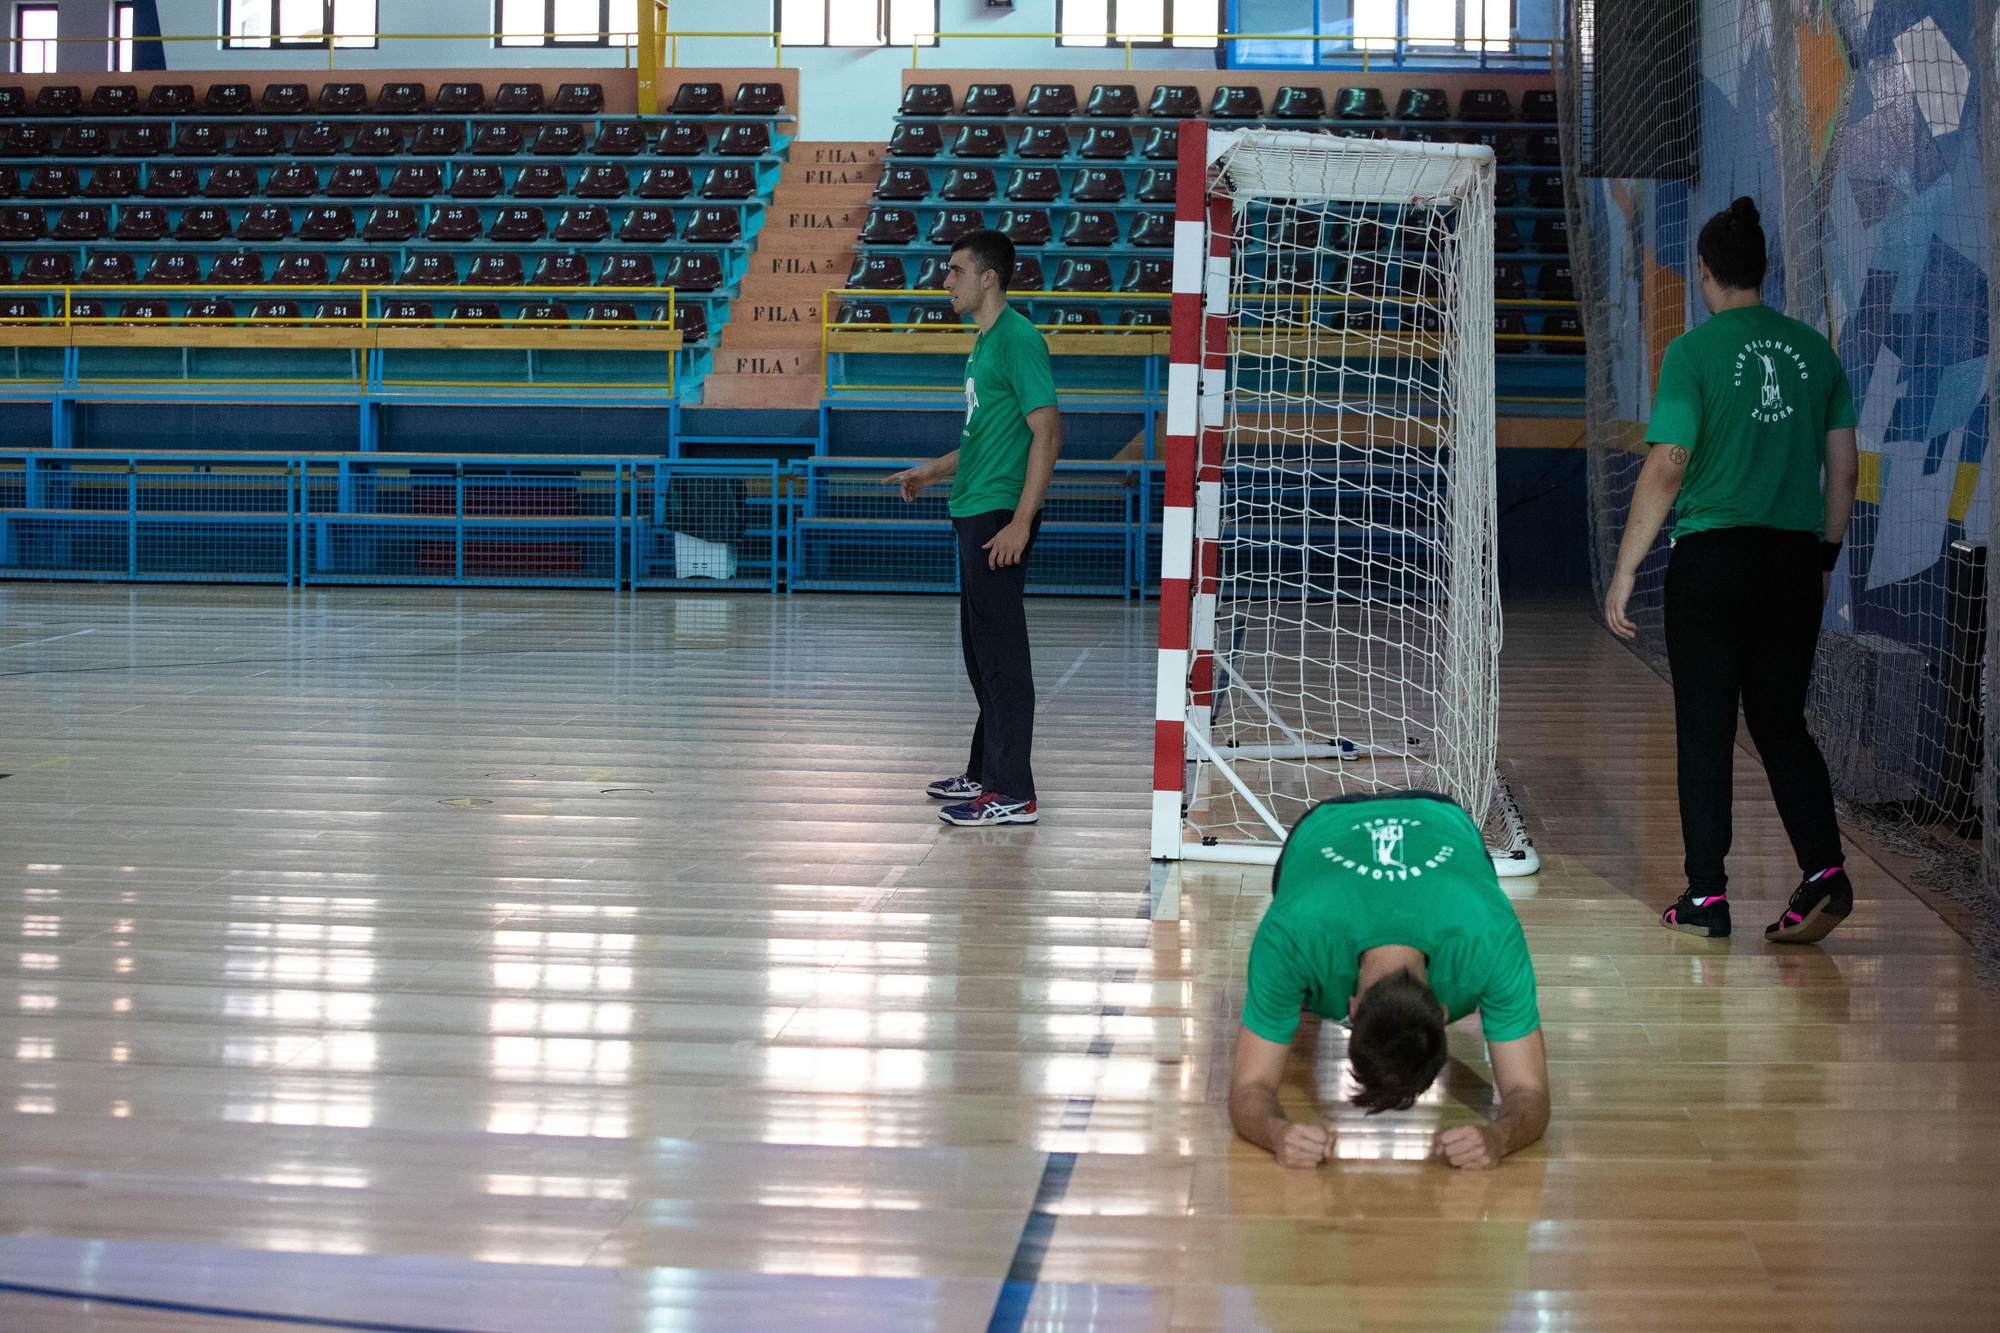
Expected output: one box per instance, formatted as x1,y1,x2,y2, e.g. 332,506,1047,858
1149,122,1538,877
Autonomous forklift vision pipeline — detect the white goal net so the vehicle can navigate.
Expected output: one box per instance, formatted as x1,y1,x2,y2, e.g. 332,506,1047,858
1154,130,1533,874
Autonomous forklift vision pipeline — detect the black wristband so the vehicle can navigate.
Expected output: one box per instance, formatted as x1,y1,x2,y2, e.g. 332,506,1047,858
1821,541,1842,572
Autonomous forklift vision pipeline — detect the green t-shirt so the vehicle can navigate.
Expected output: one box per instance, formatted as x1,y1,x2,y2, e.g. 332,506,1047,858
951,306,1058,518
1644,304,1859,539
1241,794,1541,1046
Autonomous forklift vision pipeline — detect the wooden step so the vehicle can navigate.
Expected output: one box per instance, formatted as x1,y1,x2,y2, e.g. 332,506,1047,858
743,251,854,283
700,346,824,407
764,202,868,234
724,295,824,335
772,181,877,209
780,142,884,186
719,317,823,349
739,269,850,299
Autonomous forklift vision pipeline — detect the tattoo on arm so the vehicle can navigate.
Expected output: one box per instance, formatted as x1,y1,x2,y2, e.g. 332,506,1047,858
1668,446,1690,466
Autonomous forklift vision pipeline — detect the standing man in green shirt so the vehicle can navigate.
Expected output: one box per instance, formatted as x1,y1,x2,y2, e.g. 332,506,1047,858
1605,198,1862,944
888,230,1061,825
1228,791,1550,1170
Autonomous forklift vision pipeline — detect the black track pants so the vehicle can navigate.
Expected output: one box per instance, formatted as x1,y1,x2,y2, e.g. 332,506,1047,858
955,508,1040,801
1662,526,1844,894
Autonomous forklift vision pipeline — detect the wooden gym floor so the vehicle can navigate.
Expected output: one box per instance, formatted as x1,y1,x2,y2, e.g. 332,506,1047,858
0,585,1996,1331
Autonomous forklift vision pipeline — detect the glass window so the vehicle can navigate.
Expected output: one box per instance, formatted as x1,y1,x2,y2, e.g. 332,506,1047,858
225,0,377,48
112,1,134,70
497,0,638,46
14,3,56,73
1223,0,1548,62
1059,0,1218,48
779,0,936,48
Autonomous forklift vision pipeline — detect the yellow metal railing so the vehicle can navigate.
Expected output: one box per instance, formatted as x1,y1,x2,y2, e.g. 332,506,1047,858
908,32,1563,71
0,284,679,331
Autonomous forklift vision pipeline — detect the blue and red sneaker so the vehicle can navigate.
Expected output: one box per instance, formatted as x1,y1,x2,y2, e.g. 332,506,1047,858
939,791,1038,825
926,773,983,800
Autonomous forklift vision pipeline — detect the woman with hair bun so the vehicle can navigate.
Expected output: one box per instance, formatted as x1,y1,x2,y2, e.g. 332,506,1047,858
1604,197,1862,945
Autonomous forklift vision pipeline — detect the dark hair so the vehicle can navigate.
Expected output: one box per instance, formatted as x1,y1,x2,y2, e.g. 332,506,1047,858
1697,196,1768,292
1348,968,1448,1113
951,229,1016,291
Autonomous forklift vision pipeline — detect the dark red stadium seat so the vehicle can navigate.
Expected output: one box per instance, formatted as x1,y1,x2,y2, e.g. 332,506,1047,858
52,207,106,240
1014,125,1070,159
207,253,264,283
0,123,49,156
671,83,724,114
1334,87,1388,119
661,252,720,290
1011,256,1045,290
434,83,484,114
33,86,82,116
143,253,198,283
298,206,355,241
1495,311,1530,354
939,167,994,201
911,303,961,326
1121,257,1171,292
173,205,230,241
271,254,328,285
466,253,523,286
601,253,659,287
1070,167,1125,202
315,300,364,322
1536,261,1574,300
119,299,171,319
998,209,1050,246
267,164,322,197
886,123,942,157
111,204,169,240
1078,126,1132,159
203,166,256,198
656,122,708,157
672,302,708,342
382,164,438,197
25,165,78,197
236,205,291,240
493,83,545,114
963,84,1015,116
518,301,571,325
733,82,783,114
489,205,547,241
1120,306,1169,327
860,207,918,244
511,166,567,198
928,208,983,246
583,302,638,325
449,301,504,323
448,165,503,198
1053,257,1113,292
837,300,890,325
1005,168,1060,201
182,299,236,322
699,165,756,199
18,254,73,284
204,84,253,115
1086,85,1137,117
953,125,1007,158
400,253,458,285
532,123,586,156
1147,86,1201,118
58,125,106,155
0,88,23,117
1047,306,1101,328
1460,89,1512,121
683,205,740,242
1494,262,1527,300
1523,90,1558,122
1274,86,1325,119
716,124,771,157
591,123,648,156
1128,212,1173,246
1134,168,1176,204
1060,210,1119,246
260,84,310,115
636,166,692,199
326,164,380,197
1528,174,1563,209
900,85,951,116
470,125,522,156
90,85,138,115
1024,84,1077,117
616,206,675,241
291,122,344,155
1210,86,1262,119
424,205,482,241
114,123,165,156
576,165,630,197
1541,312,1583,353
335,254,392,285
230,123,284,156
380,300,432,324
145,85,194,115
552,83,604,114
874,165,930,200
1396,87,1450,120
532,253,592,286
1526,130,1562,165
84,164,138,198
0,166,16,196
912,255,949,289
1466,127,1517,163
362,206,419,241
847,255,906,290
411,123,466,156
248,299,305,324
1494,173,1519,208
372,83,424,114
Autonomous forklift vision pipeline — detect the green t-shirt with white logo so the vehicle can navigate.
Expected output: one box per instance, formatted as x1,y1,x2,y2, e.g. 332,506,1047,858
951,306,1058,518
1241,794,1541,1046
1644,304,1858,539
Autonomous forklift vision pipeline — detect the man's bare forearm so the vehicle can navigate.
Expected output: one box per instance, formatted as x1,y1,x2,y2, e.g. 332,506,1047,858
1824,469,1858,544
1614,447,1685,576
1012,429,1059,525
1227,1082,1290,1155
928,449,961,480
1489,1087,1550,1158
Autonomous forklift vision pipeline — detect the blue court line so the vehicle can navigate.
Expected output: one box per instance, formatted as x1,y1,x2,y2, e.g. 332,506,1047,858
985,1151,1080,1333
0,1280,488,1333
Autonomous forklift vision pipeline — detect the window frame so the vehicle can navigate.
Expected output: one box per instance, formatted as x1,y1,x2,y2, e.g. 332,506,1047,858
111,0,134,71
1056,0,1221,49
495,0,640,48
222,0,380,50
1220,0,1536,67
776,0,938,49
13,2,57,74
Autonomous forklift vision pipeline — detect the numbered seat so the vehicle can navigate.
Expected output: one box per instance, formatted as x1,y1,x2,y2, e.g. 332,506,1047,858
411,123,466,155
448,164,503,198
716,124,771,157
1535,260,1574,300
1541,312,1583,352
423,205,483,241
400,253,459,285
470,124,524,155
267,164,323,198
590,123,648,156
260,83,311,114
235,205,292,240
1399,127,1445,144
1085,84,1138,118
1010,256,1046,290
325,165,380,197
886,123,943,157
636,165,693,199
531,252,592,286
1141,126,1178,160
1396,87,1451,121
874,165,930,201
143,253,199,283
1528,174,1564,209
1208,86,1262,119
1121,257,1172,292
202,166,257,198
927,208,983,246
911,303,961,326
1495,311,1530,354
291,122,344,155
1023,84,1077,117
0,89,25,117
0,207,43,240
1052,257,1111,293
315,299,365,322
487,205,547,241
298,206,355,241
683,205,740,242
144,84,194,115
203,84,253,115
444,299,503,324
1526,129,1562,165
1078,126,1132,159
1060,210,1120,246
1147,85,1201,118
434,83,484,114
860,207,918,244
315,83,368,114
1532,216,1568,254
111,204,169,240
1494,218,1523,253
1494,261,1527,300
1133,168,1176,204
26,165,78,197
552,83,604,114
173,205,231,241
89,85,139,115
0,124,50,156
379,300,432,325
57,125,107,156
732,82,783,114
85,165,139,198
655,123,708,156
493,83,545,114
52,206,106,240
248,299,305,324
1274,86,1327,119
1014,124,1070,159
466,253,524,286
1335,87,1388,119
531,123,587,155
1070,167,1125,202
671,302,708,342
670,82,724,113
1522,90,1558,122
899,85,952,116
1120,306,1169,327
599,254,657,287
1465,127,1517,163
1047,306,1102,328
114,123,166,156
182,298,236,322
962,84,1015,116
912,255,950,289
118,299,172,320
1005,167,1060,202
847,255,906,290
661,252,721,290
0,167,17,197
511,165,568,198
836,300,890,325
17,254,73,284
1127,212,1174,247
386,164,441,197
518,301,571,325
334,254,393,285
1460,89,1513,121
616,205,675,242
30,85,81,116
576,165,631,198
230,123,285,156
206,252,264,283
552,206,611,241
953,125,1008,158
998,209,1050,246
932,167,990,202
362,205,419,241
1493,173,1519,208
372,83,425,114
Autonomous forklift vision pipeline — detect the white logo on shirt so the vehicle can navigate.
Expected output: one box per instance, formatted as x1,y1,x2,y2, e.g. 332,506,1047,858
1320,817,1457,882
964,375,978,422
1731,338,1810,424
